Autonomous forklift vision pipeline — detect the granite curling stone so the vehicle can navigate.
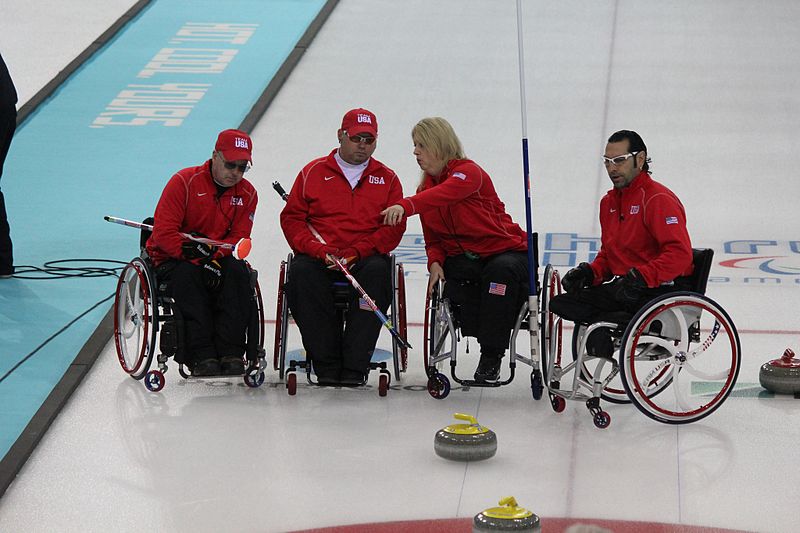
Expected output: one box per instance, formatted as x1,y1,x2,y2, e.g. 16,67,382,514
759,348,800,394
434,413,497,461
473,496,541,532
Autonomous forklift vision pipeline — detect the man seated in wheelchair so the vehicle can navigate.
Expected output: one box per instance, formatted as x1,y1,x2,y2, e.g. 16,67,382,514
145,129,258,377
549,130,693,358
280,108,405,385
381,117,529,383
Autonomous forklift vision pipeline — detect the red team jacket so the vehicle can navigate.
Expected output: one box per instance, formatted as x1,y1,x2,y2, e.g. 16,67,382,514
396,159,527,270
146,161,258,266
280,150,405,259
590,171,693,288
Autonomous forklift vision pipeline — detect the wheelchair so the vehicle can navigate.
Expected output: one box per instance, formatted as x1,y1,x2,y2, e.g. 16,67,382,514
273,253,408,397
113,218,267,392
424,257,547,400
540,248,741,428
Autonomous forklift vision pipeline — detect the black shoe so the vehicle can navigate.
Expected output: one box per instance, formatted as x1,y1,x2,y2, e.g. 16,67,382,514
339,369,365,386
192,358,221,377
220,356,245,376
586,328,615,359
474,355,502,382
0,266,13,279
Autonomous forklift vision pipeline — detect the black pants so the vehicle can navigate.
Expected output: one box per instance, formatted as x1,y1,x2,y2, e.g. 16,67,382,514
443,251,529,357
286,253,392,379
156,256,253,362
549,277,691,324
0,103,15,274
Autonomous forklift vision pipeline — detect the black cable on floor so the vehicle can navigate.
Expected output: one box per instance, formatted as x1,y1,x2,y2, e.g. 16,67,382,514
6,259,127,279
0,292,115,384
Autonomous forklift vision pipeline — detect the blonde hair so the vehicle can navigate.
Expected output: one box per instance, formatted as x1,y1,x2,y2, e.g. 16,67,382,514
411,117,466,185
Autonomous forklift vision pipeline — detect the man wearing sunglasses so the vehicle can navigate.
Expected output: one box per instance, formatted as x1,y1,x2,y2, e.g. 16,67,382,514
146,129,258,376
281,108,405,385
549,130,693,358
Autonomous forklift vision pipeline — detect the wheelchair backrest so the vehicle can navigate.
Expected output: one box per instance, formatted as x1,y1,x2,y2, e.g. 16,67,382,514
140,216,154,256
689,248,714,295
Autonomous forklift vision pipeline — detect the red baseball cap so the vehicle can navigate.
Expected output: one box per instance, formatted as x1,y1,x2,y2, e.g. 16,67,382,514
341,108,378,137
215,129,253,163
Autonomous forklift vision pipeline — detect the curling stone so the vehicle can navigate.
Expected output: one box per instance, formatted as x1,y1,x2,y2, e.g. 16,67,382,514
434,413,497,461
759,348,800,394
473,496,540,532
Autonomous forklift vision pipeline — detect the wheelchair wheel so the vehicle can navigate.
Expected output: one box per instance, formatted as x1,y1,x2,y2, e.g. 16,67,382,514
114,258,156,380
286,372,297,396
572,325,631,404
378,373,390,397
619,292,741,424
396,262,408,373
427,372,451,399
539,265,563,385
424,282,452,370
144,369,165,392
244,371,265,388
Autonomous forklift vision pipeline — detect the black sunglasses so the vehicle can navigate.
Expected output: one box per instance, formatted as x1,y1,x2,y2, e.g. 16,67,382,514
217,152,251,173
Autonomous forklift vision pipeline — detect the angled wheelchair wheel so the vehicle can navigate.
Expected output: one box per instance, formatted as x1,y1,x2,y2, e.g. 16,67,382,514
424,281,455,373
540,265,563,383
274,254,291,379
396,261,408,373
114,258,156,380
619,292,741,424
572,325,631,404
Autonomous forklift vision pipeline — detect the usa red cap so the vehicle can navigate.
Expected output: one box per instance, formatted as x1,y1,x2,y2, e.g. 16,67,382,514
215,129,253,163
341,108,378,137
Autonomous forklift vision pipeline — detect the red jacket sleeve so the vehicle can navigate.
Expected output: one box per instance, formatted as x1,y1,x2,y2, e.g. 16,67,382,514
151,173,191,261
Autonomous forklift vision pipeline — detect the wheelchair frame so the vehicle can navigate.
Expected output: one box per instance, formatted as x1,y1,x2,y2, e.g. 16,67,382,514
273,252,408,396
112,222,267,392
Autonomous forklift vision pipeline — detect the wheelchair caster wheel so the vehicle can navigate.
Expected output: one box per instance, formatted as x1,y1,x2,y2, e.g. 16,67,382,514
530,371,544,400
378,374,389,397
286,372,297,396
244,371,265,388
144,370,165,392
427,373,451,399
550,395,566,413
178,365,190,379
593,411,611,429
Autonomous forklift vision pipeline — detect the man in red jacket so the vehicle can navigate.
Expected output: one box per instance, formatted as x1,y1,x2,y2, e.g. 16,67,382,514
280,108,405,385
549,130,693,358
146,129,258,376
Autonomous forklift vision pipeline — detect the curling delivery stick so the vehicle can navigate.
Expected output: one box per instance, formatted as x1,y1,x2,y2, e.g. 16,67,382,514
272,181,411,350
104,215,252,260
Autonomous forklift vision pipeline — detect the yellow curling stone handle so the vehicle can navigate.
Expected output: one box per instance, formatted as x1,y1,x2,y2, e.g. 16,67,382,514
483,496,534,519
443,413,490,435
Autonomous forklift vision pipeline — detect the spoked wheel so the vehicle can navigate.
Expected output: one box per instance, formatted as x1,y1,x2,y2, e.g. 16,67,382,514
244,371,265,388
619,292,741,424
572,325,632,404
427,373,451,399
424,282,453,385
593,410,611,429
378,373,390,397
114,258,156,380
144,369,165,392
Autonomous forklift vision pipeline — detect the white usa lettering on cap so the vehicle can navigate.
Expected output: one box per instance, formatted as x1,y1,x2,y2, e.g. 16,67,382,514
357,114,372,123
235,137,249,149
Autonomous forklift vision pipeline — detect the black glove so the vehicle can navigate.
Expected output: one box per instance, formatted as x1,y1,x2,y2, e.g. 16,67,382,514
614,268,647,309
561,262,593,294
202,259,223,291
181,238,214,261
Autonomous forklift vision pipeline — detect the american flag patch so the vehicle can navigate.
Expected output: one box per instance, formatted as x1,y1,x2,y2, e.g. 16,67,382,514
488,282,507,296
666,216,678,225
453,171,467,180
359,297,372,311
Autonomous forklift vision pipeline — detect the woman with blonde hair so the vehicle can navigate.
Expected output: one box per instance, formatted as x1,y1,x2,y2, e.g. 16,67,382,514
382,117,528,382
